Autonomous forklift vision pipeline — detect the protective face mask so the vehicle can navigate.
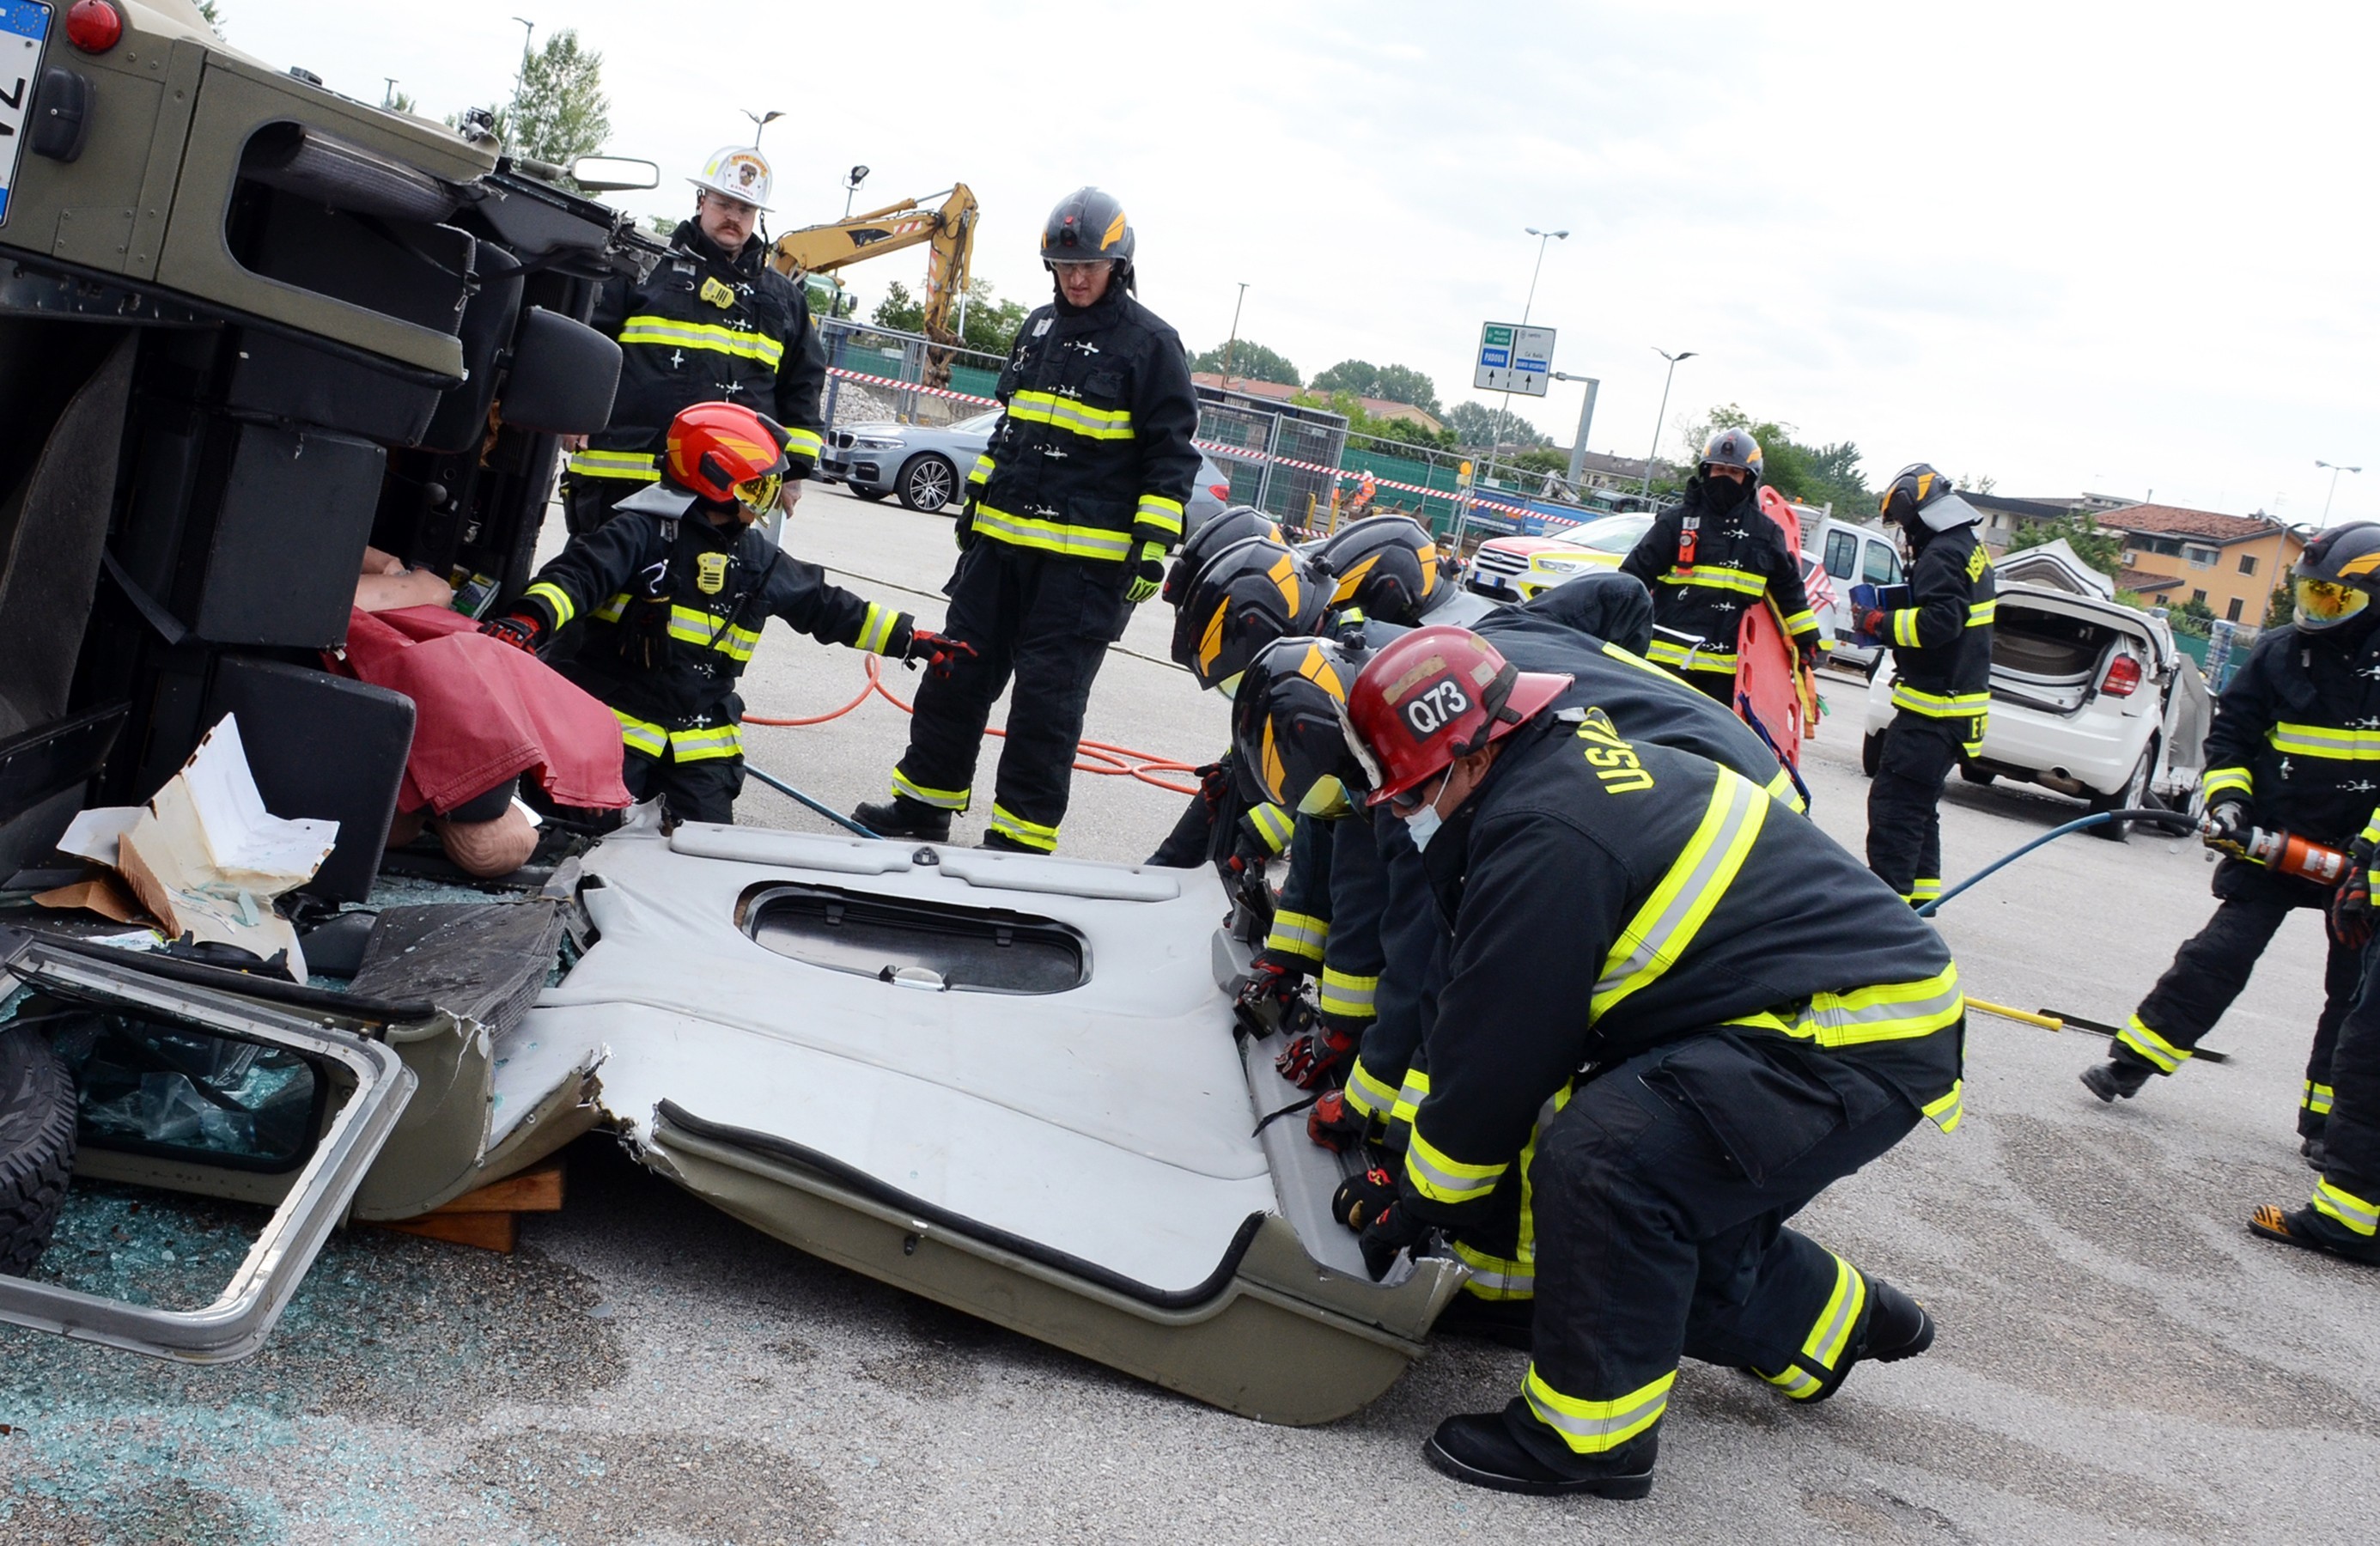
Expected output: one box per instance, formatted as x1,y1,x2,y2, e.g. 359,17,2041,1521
1405,802,1445,853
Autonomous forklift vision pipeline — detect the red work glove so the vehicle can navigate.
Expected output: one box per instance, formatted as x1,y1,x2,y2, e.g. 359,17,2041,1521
478,612,544,654
902,627,977,680
1306,1088,1366,1153
2331,837,2377,948
1857,608,1889,640
1274,1017,1358,1090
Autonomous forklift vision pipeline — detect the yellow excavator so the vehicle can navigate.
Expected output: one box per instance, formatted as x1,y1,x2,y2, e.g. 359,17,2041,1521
768,185,980,385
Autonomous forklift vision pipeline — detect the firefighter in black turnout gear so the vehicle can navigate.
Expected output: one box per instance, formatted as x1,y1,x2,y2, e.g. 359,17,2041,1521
855,188,1201,853
1619,429,1822,703
563,147,828,533
1330,626,1956,1499
489,404,969,824
2085,522,2380,1146
1860,464,1995,908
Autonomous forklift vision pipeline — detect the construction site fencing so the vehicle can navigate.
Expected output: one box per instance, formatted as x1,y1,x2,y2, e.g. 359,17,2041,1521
816,319,1006,430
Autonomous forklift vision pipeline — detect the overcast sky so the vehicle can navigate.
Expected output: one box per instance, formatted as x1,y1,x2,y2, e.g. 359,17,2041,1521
210,0,2375,523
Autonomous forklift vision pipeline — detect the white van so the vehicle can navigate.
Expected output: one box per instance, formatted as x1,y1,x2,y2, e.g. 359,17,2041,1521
1801,512,1904,670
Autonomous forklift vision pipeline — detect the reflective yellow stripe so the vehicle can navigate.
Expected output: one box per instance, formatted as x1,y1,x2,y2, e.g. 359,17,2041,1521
989,803,1059,852
1009,388,1135,441
1601,642,1675,679
1247,801,1294,854
1592,768,1768,1021
1344,1057,1400,1121
1264,910,1328,963
1404,1126,1506,1206
1780,608,1817,635
593,592,630,624
669,721,744,762
1452,1239,1534,1300
2312,1178,2379,1236
1908,876,1943,903
2363,811,2380,846
855,601,901,655
2200,765,2252,801
1463,1081,1569,1301
666,605,761,661
2304,1080,2335,1117
618,313,786,368
1658,565,1767,598
1758,1252,1867,1399
890,770,969,811
1726,966,1964,1052
567,448,661,482
1922,1079,1964,1133
2117,1013,2190,1074
1762,765,1806,814
1317,967,1379,1020
1890,683,1990,718
1521,1366,1672,1454
1968,600,1997,627
613,708,667,757
1389,1065,1428,1134
1645,636,1738,675
1135,493,1184,537
524,581,575,628
970,502,1135,562
2269,722,2380,760
782,426,823,459
1890,609,1923,648
968,453,995,486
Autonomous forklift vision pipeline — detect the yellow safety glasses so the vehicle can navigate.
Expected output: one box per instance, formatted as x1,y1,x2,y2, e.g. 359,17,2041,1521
2294,576,2370,630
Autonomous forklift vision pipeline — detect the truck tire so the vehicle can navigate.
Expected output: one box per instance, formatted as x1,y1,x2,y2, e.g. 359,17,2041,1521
1861,732,1884,777
896,453,958,514
2086,737,2158,843
0,1028,76,1276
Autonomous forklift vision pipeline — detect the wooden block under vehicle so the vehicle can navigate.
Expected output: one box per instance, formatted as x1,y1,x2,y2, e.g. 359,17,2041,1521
361,1159,565,1253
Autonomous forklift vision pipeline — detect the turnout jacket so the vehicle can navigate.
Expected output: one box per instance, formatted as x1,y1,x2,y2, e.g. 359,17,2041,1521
962,283,1201,563
520,505,910,744
1882,525,1995,746
2200,620,2380,850
1399,714,1963,1222
570,221,829,488
1619,477,1819,677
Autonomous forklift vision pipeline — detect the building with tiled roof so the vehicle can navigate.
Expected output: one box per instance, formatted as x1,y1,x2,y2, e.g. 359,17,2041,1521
2098,504,2298,624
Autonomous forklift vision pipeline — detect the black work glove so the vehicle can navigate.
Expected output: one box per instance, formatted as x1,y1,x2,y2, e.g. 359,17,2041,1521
478,612,544,654
1357,1202,1426,1281
1306,1088,1366,1153
901,626,977,680
2201,799,2250,853
1330,1164,1397,1233
1239,951,1304,1009
954,502,977,552
1275,1016,1358,1090
2333,837,2377,948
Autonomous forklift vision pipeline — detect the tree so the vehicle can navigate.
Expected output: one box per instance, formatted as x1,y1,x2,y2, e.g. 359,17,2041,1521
2263,583,2294,630
387,90,417,116
874,278,1029,356
2168,596,2216,639
2006,511,2124,578
493,29,610,167
1309,360,1441,416
1191,340,1299,386
1443,400,1549,451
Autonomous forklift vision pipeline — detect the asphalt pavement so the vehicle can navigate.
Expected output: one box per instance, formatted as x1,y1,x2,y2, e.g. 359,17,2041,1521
3,484,2372,1543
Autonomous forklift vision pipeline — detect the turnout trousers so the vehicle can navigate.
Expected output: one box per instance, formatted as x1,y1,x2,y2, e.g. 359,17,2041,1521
1507,1030,1922,1471
1866,711,1962,906
890,543,1125,853
622,742,745,826
2294,931,2380,1251
2121,859,2359,1137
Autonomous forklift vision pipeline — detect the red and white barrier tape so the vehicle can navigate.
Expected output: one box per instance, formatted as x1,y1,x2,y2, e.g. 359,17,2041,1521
826,366,1000,406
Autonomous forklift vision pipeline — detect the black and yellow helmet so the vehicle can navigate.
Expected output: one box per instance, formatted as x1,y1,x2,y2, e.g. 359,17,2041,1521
1312,515,1440,626
1700,428,1763,481
1042,186,1135,268
1880,462,1982,533
1231,636,1367,813
1172,537,1328,691
1164,505,1279,609
2292,521,2380,632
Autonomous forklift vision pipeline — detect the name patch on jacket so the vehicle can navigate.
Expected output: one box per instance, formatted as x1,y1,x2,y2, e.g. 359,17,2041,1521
1577,708,1654,794
697,552,731,594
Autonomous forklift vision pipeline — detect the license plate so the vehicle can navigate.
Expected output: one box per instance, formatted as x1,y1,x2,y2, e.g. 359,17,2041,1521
0,2,52,228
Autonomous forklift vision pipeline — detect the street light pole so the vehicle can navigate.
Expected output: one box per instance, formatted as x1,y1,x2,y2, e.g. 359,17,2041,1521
1220,282,1250,386
1640,347,1696,498
1487,227,1567,473
742,109,785,150
512,17,535,98
1551,371,1600,491
2318,460,2364,526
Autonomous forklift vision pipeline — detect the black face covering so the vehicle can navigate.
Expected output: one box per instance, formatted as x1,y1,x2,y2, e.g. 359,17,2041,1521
1701,474,1752,514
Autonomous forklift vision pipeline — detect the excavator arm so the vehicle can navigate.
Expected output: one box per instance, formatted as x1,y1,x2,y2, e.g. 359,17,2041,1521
770,184,979,356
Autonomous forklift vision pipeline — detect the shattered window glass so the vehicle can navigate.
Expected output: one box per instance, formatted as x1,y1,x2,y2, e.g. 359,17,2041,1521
49,1011,320,1171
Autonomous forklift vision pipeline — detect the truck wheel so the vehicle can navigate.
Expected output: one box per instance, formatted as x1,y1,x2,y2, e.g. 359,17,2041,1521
896,453,958,514
0,1028,77,1276
2087,738,2158,843
1861,732,1884,777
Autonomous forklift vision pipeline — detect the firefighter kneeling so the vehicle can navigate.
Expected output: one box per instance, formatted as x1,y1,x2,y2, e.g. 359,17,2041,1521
1330,627,1963,1499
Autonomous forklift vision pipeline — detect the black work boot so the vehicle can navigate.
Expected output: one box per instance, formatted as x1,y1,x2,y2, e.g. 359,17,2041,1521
2249,1203,2380,1265
1429,1292,1536,1351
852,797,951,842
1801,1276,1935,1403
977,831,1043,854
1424,1408,1656,1500
2082,1056,2155,1103
2304,1136,2330,1172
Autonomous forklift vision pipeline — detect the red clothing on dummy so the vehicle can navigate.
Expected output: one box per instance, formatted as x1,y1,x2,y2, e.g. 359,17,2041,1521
330,606,630,814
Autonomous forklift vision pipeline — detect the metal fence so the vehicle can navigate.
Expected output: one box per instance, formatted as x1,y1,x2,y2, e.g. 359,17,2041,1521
815,319,1006,429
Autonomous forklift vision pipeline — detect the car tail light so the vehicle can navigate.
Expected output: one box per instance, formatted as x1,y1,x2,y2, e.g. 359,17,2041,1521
65,1,123,52
1209,482,1231,499
2102,653,2142,698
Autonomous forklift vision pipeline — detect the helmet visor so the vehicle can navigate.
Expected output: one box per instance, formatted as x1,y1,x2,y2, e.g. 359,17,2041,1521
2295,575,2371,630
733,472,782,519
1296,774,1349,818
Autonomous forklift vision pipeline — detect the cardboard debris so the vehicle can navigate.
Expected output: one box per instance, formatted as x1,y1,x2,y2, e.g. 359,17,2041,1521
33,874,143,923
90,716,338,978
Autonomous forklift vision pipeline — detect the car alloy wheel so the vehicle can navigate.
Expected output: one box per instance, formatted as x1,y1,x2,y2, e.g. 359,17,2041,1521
898,454,957,514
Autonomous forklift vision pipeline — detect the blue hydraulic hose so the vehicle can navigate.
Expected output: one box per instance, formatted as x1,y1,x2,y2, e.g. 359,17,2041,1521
744,764,886,840
1916,806,2194,916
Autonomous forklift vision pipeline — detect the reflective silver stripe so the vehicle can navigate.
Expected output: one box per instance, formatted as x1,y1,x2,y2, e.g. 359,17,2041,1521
1658,565,1766,597
2270,722,2380,760
891,770,969,811
2312,1178,2378,1236
567,449,661,482
1592,768,1767,1020
612,709,667,757
970,504,1135,562
1521,1366,1673,1453
618,315,785,368
1803,1252,1866,1372
1009,390,1135,441
855,602,900,655
1317,968,1378,1019
2118,1014,2190,1074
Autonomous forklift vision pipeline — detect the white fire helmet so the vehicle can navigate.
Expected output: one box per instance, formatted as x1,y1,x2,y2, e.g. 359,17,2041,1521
690,146,774,211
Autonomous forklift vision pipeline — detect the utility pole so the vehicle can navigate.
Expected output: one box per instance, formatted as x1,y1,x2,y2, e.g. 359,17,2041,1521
2318,460,2363,526
512,17,535,97
1552,371,1600,491
1220,282,1250,386
382,78,400,110
1641,347,1695,497
1486,227,1567,475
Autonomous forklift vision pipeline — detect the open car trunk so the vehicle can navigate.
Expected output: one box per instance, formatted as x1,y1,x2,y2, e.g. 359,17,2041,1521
526,811,1464,1425
1987,585,2170,717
